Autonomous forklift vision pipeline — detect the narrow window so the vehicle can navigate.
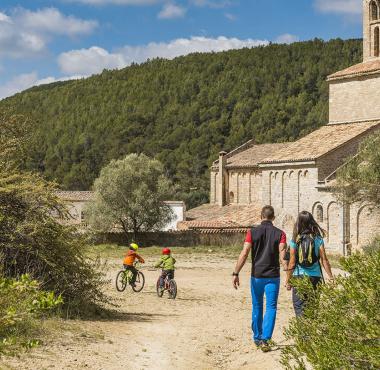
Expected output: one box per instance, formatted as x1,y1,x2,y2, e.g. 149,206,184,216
316,205,324,223
371,1,379,21
375,27,380,57
229,191,234,204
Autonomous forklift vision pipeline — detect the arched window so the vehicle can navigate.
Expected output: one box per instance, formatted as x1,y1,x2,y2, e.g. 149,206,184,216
316,205,324,223
375,27,380,57
229,191,234,204
371,1,379,21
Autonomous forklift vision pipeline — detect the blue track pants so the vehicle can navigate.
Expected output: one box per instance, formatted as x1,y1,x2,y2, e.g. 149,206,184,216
250,277,280,342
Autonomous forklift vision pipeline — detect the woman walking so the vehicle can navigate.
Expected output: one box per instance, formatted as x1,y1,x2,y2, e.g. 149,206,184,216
285,211,333,317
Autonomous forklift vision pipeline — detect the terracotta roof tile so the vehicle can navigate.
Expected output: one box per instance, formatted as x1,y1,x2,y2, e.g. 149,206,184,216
260,121,380,164
182,203,262,232
225,143,291,168
56,191,94,201
327,59,380,81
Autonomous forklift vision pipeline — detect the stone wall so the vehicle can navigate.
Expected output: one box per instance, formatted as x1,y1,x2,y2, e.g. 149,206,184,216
363,0,380,61
212,169,263,206
350,203,380,252
260,165,349,252
210,170,217,203
329,76,380,123
92,231,246,247
317,125,380,180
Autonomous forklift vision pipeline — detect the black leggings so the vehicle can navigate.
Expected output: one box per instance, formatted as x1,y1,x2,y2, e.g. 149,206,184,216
159,270,174,288
292,276,321,317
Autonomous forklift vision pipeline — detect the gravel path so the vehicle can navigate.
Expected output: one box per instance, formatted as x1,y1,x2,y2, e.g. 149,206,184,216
2,255,295,370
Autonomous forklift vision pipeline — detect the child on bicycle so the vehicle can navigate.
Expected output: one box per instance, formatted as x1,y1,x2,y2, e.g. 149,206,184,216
123,243,145,287
154,248,176,291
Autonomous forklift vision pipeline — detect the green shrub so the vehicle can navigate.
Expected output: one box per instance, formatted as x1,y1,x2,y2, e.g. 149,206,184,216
281,248,380,370
363,235,380,255
0,274,62,353
0,171,108,314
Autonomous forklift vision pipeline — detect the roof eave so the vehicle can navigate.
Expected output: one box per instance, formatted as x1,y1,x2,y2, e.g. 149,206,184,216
327,70,380,82
258,160,316,168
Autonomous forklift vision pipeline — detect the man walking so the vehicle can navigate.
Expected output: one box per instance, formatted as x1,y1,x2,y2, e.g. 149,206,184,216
232,206,287,352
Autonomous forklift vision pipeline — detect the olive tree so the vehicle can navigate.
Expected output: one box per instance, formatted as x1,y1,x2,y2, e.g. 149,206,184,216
86,154,174,239
336,133,380,206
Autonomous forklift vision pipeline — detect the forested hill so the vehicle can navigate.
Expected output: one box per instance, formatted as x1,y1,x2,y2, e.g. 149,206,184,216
1,38,362,208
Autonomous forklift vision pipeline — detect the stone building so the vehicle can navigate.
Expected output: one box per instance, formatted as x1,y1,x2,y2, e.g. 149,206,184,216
182,0,380,254
56,191,186,231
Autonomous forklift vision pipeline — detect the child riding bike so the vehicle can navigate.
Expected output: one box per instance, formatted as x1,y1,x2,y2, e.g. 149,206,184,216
154,248,176,292
123,243,145,287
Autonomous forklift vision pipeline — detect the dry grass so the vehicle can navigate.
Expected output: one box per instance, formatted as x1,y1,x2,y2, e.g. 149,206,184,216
84,244,243,260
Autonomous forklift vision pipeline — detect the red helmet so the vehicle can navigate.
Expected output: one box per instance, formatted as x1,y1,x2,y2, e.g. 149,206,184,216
162,248,171,255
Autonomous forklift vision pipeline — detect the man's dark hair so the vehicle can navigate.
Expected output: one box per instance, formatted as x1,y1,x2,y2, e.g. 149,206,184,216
261,205,275,220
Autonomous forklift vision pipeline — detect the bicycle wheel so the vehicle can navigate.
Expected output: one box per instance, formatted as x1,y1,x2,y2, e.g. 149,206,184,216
116,270,127,292
132,271,145,292
156,278,164,297
168,279,177,299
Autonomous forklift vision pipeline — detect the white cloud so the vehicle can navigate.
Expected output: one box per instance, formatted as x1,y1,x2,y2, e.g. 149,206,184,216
0,8,97,58
275,34,300,44
191,0,232,8
58,36,269,75
58,46,126,75
314,0,361,15
64,0,158,4
0,72,83,100
158,3,186,19
17,8,97,36
224,12,237,21
0,12,12,23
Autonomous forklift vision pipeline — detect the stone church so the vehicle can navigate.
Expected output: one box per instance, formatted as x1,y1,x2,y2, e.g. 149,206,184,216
181,0,380,255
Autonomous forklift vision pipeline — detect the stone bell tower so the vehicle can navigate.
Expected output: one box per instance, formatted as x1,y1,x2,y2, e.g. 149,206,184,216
364,0,380,61
327,0,380,124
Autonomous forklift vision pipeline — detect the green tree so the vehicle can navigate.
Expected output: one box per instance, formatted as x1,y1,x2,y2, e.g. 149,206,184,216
0,39,363,209
281,248,380,370
336,133,380,206
0,112,107,312
86,153,174,240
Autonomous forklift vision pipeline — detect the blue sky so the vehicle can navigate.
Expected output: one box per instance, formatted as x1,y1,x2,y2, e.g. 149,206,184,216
0,0,363,99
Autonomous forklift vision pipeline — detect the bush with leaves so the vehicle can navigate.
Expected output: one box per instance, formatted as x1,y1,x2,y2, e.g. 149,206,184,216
0,111,107,313
0,274,63,353
281,247,380,370
0,171,107,313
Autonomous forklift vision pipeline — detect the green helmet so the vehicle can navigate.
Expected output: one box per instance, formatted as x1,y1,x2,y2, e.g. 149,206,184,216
130,243,139,251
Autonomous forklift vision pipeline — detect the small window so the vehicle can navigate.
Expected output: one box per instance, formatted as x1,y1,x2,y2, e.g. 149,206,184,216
316,205,324,223
375,27,380,57
229,191,235,204
371,1,379,21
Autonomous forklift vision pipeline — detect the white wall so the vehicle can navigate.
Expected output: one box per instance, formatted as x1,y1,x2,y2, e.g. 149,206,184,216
162,203,185,231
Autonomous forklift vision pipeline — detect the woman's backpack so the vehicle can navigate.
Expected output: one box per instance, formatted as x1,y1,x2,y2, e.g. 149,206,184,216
296,234,319,268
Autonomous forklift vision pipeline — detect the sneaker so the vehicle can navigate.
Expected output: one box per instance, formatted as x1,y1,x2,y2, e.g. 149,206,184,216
254,340,261,348
260,340,271,353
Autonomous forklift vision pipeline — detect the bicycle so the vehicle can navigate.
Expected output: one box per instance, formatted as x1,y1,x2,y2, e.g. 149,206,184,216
116,262,145,293
156,272,177,299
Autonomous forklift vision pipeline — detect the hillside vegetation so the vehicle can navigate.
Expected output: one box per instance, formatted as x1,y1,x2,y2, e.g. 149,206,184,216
1,38,362,208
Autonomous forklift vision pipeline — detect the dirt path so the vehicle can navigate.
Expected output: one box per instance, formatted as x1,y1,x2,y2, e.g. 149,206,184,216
2,255,295,370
